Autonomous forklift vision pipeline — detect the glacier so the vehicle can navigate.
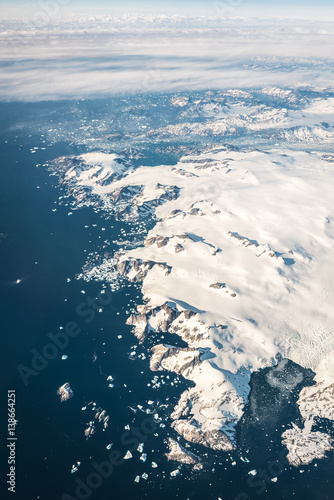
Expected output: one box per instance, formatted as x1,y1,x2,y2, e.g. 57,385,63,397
50,88,334,465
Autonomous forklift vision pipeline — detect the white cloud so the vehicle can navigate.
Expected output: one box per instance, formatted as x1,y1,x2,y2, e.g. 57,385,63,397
0,16,333,100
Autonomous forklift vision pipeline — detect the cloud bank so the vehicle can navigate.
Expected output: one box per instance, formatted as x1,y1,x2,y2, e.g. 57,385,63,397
0,16,333,100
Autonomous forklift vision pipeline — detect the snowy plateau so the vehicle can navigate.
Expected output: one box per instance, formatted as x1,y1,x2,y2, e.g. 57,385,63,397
51,88,334,467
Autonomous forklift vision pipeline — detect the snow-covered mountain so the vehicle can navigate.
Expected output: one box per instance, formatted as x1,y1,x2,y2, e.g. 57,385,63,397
50,89,334,465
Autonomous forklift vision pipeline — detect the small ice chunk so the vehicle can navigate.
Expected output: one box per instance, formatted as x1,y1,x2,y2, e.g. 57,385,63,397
106,443,113,450
140,453,147,463
57,382,74,402
124,424,130,430
61,355,68,360
248,470,257,476
71,462,80,474
137,443,144,453
170,469,180,477
134,475,140,483
108,384,114,388
107,375,114,382
81,406,87,411
141,473,148,480
271,477,278,482
151,462,158,468
124,451,133,460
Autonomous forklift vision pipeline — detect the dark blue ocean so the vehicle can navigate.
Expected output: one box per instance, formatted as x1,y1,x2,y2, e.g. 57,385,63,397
0,100,333,500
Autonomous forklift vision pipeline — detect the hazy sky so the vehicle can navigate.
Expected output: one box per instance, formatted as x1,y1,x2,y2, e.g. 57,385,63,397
0,0,333,21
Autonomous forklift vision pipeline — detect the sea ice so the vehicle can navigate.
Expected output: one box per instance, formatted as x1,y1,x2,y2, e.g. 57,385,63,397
57,383,74,402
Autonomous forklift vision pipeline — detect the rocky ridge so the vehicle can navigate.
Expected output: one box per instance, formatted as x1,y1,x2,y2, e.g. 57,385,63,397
50,120,334,465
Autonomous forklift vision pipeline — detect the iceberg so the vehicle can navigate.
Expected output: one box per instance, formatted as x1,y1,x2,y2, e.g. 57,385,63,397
57,383,73,402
